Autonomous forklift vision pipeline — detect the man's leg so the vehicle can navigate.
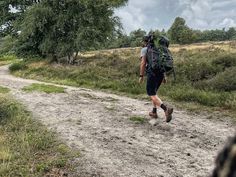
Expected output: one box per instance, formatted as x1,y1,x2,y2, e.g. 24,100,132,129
149,100,158,118
150,95,173,122
146,73,173,122
150,95,163,107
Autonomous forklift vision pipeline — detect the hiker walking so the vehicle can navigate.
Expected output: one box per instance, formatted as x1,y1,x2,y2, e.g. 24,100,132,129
139,35,173,122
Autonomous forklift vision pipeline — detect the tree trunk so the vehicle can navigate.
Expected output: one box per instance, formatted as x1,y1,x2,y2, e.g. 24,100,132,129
72,51,79,65
67,54,71,64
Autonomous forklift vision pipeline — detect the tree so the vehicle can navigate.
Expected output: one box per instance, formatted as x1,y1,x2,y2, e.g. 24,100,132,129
129,29,146,47
0,0,41,36
168,17,195,44
227,27,236,40
106,32,131,49
15,0,127,62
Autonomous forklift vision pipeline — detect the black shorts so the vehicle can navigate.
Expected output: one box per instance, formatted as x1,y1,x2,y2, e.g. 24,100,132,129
146,72,164,96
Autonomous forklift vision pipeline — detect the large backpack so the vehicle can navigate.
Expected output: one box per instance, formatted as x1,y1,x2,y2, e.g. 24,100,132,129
147,36,174,74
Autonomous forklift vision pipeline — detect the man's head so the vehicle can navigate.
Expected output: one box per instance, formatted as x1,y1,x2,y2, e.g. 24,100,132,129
142,35,155,47
141,35,149,47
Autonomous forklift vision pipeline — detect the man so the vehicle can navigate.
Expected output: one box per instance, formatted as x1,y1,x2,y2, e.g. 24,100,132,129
139,35,173,122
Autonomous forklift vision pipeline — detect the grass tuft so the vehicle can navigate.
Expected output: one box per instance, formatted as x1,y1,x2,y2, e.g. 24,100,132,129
130,116,145,124
0,86,10,94
0,55,19,66
22,83,65,93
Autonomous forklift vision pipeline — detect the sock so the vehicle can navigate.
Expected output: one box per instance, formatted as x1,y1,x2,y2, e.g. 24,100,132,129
160,104,167,112
152,108,157,113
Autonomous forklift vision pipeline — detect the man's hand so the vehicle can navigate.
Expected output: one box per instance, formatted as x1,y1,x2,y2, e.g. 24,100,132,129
139,76,144,84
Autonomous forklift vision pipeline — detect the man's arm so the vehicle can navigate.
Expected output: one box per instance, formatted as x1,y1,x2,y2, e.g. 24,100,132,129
139,56,146,83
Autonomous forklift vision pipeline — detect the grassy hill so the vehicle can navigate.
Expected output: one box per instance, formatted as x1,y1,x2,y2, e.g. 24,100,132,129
7,41,236,116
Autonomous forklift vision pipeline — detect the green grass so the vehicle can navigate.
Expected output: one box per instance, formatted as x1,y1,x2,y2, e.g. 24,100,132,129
22,83,65,93
129,116,146,124
9,45,236,116
0,86,10,94
0,94,79,176
0,55,19,66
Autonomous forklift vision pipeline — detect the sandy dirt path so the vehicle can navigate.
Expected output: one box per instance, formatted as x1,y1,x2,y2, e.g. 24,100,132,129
0,65,235,177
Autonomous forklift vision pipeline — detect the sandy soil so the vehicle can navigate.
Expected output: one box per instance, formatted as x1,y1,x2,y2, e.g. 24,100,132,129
0,65,235,177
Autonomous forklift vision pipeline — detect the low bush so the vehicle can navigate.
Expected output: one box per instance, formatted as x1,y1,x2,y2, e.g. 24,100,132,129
195,67,236,91
9,62,28,72
212,54,236,69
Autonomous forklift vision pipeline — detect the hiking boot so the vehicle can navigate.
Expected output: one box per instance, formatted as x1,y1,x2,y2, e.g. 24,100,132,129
165,107,173,123
149,112,158,119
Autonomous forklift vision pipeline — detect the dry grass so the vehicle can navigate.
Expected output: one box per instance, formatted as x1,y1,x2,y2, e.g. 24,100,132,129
170,41,236,52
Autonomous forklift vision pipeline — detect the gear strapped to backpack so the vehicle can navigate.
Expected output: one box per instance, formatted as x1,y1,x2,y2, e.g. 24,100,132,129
146,36,175,75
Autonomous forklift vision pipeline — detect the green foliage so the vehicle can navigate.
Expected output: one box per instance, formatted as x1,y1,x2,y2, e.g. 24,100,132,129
212,54,236,69
195,67,236,91
9,62,28,72
0,36,17,55
168,17,195,44
129,29,147,47
106,28,168,49
176,57,219,82
15,0,127,59
1,0,127,59
227,27,236,40
0,54,18,61
0,54,19,66
106,18,236,49
0,86,10,94
174,52,236,92
22,83,65,93
0,0,39,36
159,84,231,107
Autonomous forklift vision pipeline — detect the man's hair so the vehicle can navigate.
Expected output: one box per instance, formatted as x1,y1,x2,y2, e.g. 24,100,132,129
142,35,150,43
143,35,155,47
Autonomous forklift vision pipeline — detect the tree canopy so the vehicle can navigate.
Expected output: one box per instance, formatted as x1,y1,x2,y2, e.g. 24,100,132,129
0,0,128,61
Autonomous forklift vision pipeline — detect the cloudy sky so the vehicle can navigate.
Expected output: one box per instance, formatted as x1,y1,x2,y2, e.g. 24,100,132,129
114,0,236,34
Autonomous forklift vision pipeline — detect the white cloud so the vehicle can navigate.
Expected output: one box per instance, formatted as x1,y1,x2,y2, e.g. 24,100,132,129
115,9,142,33
212,0,236,9
180,0,236,30
219,18,236,27
115,0,236,34
114,0,161,34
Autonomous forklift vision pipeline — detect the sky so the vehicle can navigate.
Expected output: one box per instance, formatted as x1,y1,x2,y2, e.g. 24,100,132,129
114,0,236,34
